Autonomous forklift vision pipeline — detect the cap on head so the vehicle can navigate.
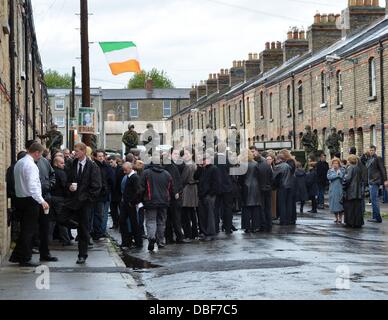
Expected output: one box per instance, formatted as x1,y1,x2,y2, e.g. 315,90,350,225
51,124,58,129
146,123,153,129
128,123,135,130
305,125,312,131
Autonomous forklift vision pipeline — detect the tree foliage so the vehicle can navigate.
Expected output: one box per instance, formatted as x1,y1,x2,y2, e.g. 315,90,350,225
44,69,72,88
127,68,174,89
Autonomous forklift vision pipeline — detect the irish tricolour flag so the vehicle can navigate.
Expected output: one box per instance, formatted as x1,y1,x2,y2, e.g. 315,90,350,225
99,41,141,75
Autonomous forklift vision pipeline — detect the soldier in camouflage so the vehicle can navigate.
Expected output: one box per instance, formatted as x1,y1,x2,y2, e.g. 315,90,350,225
122,124,139,155
301,125,318,160
326,127,343,159
38,124,63,154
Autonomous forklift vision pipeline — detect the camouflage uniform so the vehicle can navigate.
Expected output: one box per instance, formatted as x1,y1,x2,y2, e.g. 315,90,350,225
326,130,343,158
301,126,317,159
39,128,63,152
122,129,139,154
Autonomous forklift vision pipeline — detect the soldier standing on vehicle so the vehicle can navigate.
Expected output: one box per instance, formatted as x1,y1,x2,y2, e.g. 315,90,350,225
326,127,343,159
38,124,63,155
122,124,139,155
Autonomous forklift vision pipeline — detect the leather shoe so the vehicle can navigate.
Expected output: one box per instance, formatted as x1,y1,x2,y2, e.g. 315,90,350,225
19,261,40,267
76,257,86,264
148,239,156,251
40,255,58,262
9,255,20,263
231,225,238,231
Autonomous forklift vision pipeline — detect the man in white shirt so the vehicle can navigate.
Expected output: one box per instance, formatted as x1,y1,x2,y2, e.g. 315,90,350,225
9,143,49,267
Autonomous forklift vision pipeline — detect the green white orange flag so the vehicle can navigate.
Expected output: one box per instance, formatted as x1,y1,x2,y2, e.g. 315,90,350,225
99,41,141,75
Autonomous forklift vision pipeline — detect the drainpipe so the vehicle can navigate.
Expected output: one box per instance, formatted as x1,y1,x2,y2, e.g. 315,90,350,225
24,2,29,143
9,0,16,164
32,43,36,139
379,40,385,165
291,73,296,149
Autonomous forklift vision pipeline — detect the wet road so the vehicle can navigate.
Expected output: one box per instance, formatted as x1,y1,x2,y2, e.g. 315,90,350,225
110,211,388,300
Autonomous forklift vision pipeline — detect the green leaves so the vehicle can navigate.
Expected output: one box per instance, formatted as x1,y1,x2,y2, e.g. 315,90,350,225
127,68,174,89
44,69,72,89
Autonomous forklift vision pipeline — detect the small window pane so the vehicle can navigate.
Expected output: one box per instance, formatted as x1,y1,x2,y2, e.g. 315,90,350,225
163,101,172,118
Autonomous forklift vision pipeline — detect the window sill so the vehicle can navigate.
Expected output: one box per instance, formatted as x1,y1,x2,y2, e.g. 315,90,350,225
298,110,304,114
269,119,274,123
368,96,377,102
287,113,292,118
260,116,264,120
320,103,327,108
336,104,344,110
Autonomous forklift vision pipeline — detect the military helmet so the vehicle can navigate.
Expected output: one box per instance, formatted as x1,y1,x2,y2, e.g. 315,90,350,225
146,123,153,129
305,125,312,131
128,123,135,129
51,124,58,130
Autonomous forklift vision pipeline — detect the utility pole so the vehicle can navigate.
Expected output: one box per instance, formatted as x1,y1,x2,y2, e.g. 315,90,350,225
80,0,92,147
69,66,76,151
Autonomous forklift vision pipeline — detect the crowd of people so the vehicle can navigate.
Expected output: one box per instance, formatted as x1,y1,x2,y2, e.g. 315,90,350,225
6,136,388,267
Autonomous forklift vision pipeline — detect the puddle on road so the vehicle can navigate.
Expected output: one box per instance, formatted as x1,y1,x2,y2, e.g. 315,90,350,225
121,253,161,270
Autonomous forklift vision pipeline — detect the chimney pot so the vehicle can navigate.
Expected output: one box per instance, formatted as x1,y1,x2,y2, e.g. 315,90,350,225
213,73,217,79
293,28,299,39
299,30,306,39
328,13,336,22
356,0,363,6
220,69,224,75
364,0,372,6
225,69,229,75
372,0,379,5
271,41,276,49
233,60,237,68
276,41,282,49
321,14,328,23
314,13,321,24
253,53,258,60
145,78,153,91
287,30,293,39
265,42,270,50
248,53,253,60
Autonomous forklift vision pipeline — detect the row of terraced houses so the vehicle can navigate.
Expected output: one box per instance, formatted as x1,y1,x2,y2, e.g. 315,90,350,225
0,0,51,264
170,0,388,168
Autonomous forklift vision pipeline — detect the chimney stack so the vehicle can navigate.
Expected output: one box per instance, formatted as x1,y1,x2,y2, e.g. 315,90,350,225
283,27,309,62
244,52,261,81
190,85,197,105
307,12,342,53
197,81,207,100
260,40,284,73
206,73,218,96
342,0,385,37
229,60,245,86
145,78,153,91
217,69,230,92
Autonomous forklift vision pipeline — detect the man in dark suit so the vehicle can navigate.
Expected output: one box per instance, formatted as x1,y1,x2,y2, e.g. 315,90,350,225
108,155,124,229
119,162,143,248
60,143,102,264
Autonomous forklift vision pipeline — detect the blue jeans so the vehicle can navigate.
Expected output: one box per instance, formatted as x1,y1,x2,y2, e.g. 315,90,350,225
369,184,382,222
318,186,325,207
383,187,388,204
102,201,110,234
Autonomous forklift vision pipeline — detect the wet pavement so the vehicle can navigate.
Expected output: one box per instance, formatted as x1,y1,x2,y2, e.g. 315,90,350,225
1,206,387,300
110,208,388,300
0,237,146,300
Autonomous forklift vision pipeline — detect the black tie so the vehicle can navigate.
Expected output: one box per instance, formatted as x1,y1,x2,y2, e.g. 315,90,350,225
77,163,83,181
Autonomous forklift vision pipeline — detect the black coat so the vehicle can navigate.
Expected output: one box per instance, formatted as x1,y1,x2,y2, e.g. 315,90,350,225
52,167,67,197
64,158,102,210
95,161,114,202
344,165,363,200
273,162,293,189
306,169,319,197
141,165,173,209
121,173,142,207
316,160,329,187
238,161,262,207
256,156,273,192
295,169,309,202
164,162,183,195
194,164,221,198
215,153,234,194
366,155,387,185
111,165,125,202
